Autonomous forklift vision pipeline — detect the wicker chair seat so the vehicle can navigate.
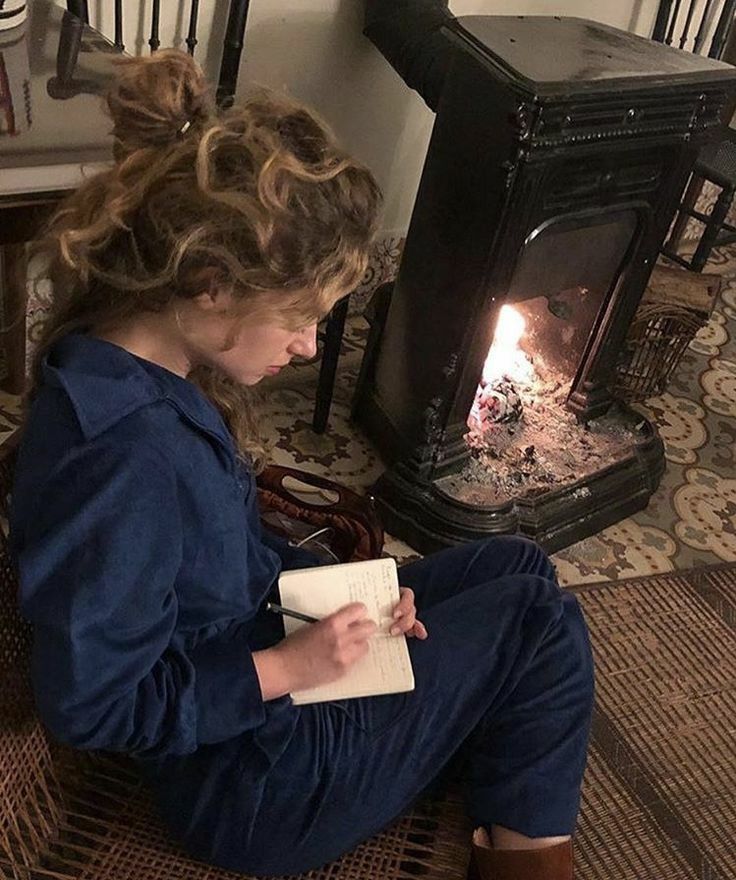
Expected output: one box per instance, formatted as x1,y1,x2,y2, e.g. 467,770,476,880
0,438,471,880
56,755,470,880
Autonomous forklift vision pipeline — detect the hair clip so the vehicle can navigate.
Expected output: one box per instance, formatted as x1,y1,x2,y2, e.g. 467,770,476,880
178,119,192,136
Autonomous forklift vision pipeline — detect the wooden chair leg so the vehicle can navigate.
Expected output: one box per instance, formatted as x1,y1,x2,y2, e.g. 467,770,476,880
0,244,29,396
312,296,350,434
692,184,735,271
664,173,705,256
351,282,394,422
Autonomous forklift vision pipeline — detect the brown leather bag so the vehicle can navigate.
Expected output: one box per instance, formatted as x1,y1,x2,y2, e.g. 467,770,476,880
256,464,384,564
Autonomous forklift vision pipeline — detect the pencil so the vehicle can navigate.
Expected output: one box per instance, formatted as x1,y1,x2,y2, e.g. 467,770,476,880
266,602,319,624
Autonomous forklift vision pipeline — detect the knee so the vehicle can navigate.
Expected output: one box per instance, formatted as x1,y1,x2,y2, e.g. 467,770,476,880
478,535,558,582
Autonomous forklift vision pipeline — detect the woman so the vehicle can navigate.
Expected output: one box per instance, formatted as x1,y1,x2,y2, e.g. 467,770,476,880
10,50,594,880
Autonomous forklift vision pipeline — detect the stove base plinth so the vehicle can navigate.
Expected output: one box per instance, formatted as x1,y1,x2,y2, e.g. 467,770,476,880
374,418,665,555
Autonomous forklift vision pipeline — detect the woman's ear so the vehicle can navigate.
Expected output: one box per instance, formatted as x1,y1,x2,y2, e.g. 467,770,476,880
192,287,234,312
192,277,236,315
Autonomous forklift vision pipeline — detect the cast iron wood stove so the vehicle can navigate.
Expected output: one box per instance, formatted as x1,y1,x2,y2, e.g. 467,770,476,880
354,15,736,553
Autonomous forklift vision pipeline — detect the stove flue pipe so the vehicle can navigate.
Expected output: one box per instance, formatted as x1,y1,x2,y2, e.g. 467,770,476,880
363,0,460,111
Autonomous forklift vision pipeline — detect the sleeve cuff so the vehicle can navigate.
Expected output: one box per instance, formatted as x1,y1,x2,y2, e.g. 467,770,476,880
190,628,266,743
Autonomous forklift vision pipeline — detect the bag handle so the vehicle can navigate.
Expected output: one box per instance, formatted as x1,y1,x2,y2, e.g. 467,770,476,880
257,465,366,514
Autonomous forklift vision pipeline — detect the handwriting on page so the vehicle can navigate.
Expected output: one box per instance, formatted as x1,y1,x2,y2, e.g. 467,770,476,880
345,563,396,633
279,558,415,704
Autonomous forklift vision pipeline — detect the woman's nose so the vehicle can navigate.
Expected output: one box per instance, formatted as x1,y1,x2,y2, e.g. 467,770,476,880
290,323,318,360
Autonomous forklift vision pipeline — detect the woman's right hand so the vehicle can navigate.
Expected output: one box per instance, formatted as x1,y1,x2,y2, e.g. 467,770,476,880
253,603,377,700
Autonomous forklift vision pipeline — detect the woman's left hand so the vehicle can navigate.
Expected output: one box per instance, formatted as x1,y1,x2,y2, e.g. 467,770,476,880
390,587,428,639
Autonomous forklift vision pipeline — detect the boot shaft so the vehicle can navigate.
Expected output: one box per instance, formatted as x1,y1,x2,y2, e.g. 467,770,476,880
468,834,573,880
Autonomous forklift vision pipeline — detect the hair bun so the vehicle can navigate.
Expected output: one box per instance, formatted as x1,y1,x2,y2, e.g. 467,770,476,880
107,49,213,158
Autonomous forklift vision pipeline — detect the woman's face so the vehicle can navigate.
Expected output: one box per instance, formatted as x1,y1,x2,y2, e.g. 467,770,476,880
181,291,319,385
210,319,318,386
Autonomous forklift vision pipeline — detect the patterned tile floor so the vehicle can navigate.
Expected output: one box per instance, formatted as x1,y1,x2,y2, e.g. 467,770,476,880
0,390,23,446
2,245,734,587
261,246,736,587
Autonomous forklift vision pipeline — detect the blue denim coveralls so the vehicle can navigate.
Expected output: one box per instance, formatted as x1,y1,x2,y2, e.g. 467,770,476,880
11,334,594,876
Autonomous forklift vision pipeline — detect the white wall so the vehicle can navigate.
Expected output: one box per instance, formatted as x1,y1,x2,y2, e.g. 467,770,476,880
86,0,663,234
235,0,661,233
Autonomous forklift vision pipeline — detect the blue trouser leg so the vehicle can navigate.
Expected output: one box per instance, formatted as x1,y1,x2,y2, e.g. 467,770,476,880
398,532,562,607
398,537,594,836
171,537,594,876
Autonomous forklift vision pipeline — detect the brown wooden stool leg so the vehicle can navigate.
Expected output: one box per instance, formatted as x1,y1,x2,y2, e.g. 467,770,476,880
0,244,29,396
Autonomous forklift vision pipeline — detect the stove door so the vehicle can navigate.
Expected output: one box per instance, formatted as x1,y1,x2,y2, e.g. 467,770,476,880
505,207,640,395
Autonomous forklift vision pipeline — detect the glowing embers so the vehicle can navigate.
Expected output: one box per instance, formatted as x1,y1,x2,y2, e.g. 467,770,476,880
468,305,536,431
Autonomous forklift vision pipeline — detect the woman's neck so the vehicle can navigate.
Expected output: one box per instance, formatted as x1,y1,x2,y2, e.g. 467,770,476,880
91,312,193,378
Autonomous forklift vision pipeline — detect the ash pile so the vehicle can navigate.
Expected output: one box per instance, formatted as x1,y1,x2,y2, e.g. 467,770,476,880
447,365,644,505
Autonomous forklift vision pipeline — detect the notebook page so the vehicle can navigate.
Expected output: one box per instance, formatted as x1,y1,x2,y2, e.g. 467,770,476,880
278,558,415,705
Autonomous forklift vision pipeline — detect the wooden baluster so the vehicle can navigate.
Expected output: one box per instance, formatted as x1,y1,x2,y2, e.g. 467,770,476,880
693,0,718,53
709,0,736,57
652,0,674,42
186,0,200,55
66,0,89,24
114,0,124,52
666,0,684,44
217,0,251,107
679,0,699,48
149,0,161,53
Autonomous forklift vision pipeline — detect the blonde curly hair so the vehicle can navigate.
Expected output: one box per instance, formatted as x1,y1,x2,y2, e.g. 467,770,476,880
30,49,382,468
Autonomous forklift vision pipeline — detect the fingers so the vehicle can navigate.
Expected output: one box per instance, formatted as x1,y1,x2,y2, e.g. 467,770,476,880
330,602,371,626
326,603,377,642
390,608,416,636
329,598,425,641
391,586,417,636
390,617,428,638
393,587,415,618
348,618,379,641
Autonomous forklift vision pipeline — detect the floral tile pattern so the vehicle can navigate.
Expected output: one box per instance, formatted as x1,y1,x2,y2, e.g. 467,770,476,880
0,391,22,447
6,236,736,585
678,179,736,249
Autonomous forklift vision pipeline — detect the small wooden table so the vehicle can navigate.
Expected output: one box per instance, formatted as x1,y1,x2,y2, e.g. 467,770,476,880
0,1,117,392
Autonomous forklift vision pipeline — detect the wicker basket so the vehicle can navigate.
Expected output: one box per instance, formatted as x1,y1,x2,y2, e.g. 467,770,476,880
613,265,721,403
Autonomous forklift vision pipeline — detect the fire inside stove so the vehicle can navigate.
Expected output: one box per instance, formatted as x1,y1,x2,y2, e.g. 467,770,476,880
453,299,645,505
468,305,535,429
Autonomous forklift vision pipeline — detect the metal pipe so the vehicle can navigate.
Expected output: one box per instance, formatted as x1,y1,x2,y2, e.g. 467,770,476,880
679,0,699,48
666,0,684,44
693,0,717,53
216,0,251,107
186,0,200,56
65,0,89,25
363,0,457,112
709,0,736,57
149,0,161,53
652,0,674,42
114,0,124,52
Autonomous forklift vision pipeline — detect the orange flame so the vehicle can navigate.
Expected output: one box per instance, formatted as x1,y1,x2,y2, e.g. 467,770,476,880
482,305,534,386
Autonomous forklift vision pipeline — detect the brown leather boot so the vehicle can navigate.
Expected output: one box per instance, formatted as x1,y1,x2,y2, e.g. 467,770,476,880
467,828,573,880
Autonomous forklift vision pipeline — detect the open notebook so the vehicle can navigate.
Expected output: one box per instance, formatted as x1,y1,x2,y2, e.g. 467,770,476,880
278,557,415,705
